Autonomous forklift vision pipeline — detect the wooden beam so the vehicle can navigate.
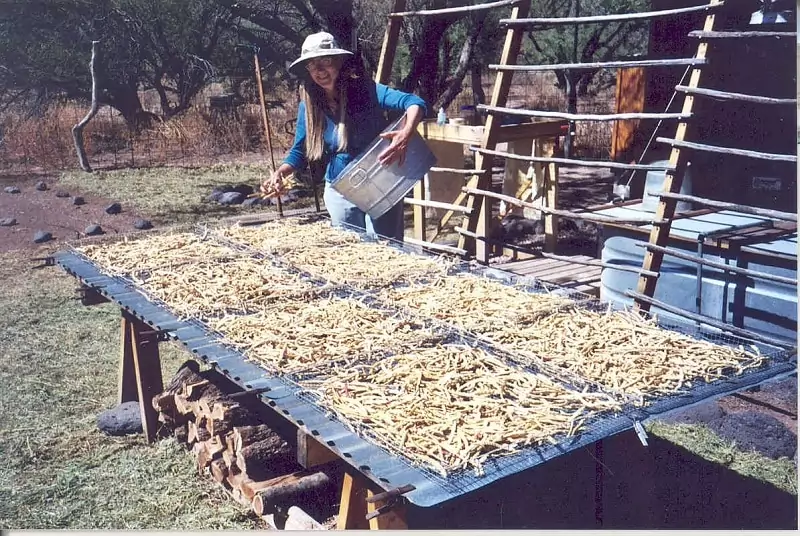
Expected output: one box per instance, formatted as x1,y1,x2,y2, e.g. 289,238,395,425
412,179,426,242
336,473,370,530
461,0,532,262
656,136,797,163
390,0,521,18
375,0,406,84
296,431,338,469
490,58,707,72
543,154,558,253
635,1,719,313
118,314,138,404
128,313,164,443
625,291,794,349
367,489,409,530
473,146,673,170
405,236,467,256
689,30,796,39
646,191,797,222
638,243,797,286
674,85,796,105
480,104,689,122
404,196,472,213
502,3,725,27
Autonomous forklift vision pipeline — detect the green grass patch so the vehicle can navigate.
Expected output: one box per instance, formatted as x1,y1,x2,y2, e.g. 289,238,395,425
0,252,264,529
59,163,315,224
648,421,797,495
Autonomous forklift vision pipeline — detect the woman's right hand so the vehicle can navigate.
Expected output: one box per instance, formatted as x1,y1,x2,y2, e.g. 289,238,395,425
261,168,290,197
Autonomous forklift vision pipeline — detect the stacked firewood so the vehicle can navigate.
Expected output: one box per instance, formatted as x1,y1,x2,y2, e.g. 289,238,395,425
152,362,335,528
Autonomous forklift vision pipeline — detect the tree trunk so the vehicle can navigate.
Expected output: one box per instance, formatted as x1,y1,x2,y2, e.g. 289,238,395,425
72,40,101,173
238,435,296,481
470,61,485,106
435,13,487,110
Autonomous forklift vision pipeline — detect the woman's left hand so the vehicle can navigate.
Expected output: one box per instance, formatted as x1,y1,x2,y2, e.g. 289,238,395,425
377,128,412,167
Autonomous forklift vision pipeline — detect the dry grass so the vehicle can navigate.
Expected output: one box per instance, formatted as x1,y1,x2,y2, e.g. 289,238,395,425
0,250,265,529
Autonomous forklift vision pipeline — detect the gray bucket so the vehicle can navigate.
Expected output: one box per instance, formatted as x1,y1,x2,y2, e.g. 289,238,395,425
330,117,436,219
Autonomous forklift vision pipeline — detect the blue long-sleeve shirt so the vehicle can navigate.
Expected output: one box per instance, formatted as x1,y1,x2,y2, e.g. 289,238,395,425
283,80,427,182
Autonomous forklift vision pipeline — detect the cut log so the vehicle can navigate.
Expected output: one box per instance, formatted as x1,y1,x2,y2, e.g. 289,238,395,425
187,420,211,445
153,360,203,415
285,506,324,531
174,394,196,416
183,379,211,400
210,458,229,484
233,424,275,453
238,435,296,481
194,439,223,473
173,423,188,445
207,403,256,436
251,471,334,516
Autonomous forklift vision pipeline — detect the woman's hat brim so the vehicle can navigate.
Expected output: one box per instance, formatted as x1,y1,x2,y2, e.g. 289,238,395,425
288,49,354,77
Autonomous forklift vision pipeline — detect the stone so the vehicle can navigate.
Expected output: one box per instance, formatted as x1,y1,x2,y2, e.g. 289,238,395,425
206,187,229,203
72,196,86,206
231,183,255,197
84,224,103,236
660,400,725,426
241,196,264,208
133,218,153,230
33,230,53,244
265,191,299,206
707,411,796,460
96,401,143,436
55,190,71,198
4,186,20,194
34,181,48,191
217,191,245,205
105,202,122,215
0,218,17,227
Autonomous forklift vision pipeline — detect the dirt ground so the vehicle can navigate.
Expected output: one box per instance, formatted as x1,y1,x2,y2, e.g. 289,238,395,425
0,172,145,253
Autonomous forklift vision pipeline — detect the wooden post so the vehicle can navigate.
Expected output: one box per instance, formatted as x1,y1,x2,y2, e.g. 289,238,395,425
253,50,283,216
460,0,531,263
118,314,138,404
296,430,338,469
413,178,427,242
543,145,559,253
375,0,407,84
634,0,719,312
336,472,371,530
123,312,164,443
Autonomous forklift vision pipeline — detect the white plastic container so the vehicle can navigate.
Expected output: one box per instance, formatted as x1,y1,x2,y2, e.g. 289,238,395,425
641,160,694,213
330,116,436,219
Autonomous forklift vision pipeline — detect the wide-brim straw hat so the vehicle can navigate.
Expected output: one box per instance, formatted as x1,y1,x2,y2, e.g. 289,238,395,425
288,32,353,77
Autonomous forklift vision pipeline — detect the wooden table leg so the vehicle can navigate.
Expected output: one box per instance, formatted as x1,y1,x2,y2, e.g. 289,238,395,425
118,314,138,404
119,311,164,443
336,472,370,530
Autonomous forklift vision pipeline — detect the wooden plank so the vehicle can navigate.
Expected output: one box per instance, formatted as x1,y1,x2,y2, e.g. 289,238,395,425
480,104,689,122
336,472,370,530
375,0,406,84
128,314,164,443
543,159,558,253
490,57,707,72
460,0,531,263
689,30,796,39
296,431,338,469
656,136,797,163
474,146,672,171
533,262,601,279
674,85,796,106
118,314,138,404
405,237,467,256
648,191,797,222
502,3,725,27
391,0,521,17
418,119,567,144
412,179,426,242
404,196,471,213
635,1,719,313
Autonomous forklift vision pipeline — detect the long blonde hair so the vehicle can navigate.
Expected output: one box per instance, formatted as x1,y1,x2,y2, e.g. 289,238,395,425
300,65,354,162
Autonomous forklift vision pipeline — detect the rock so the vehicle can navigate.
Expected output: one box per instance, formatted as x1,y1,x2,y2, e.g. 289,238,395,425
707,411,796,460
84,224,103,236
207,184,254,203
33,231,53,244
133,218,153,230
96,401,143,436
264,191,299,206
105,202,122,215
35,181,48,191
206,187,229,203
72,196,86,206
241,196,265,208
4,186,20,194
218,191,245,205
55,190,71,198
231,183,255,197
0,218,17,227
660,400,725,426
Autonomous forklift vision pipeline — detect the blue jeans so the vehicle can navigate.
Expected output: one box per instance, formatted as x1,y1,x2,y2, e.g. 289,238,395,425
323,183,405,241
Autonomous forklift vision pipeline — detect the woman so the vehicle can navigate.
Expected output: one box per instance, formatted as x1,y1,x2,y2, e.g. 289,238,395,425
262,32,427,241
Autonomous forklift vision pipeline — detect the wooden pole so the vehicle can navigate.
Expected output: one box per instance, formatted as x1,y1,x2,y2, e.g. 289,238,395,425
72,40,101,173
253,51,283,216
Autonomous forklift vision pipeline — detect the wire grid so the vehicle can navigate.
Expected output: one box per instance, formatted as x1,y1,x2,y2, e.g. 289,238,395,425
293,338,629,484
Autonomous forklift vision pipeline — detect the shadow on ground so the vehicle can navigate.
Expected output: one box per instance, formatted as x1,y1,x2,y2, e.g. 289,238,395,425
409,431,797,530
